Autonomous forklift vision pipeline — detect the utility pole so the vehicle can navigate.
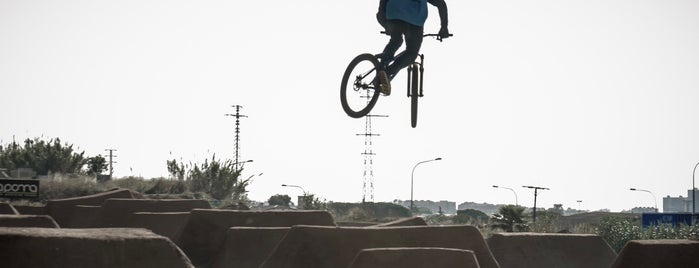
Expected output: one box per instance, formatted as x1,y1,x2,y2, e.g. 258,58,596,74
523,185,549,223
104,149,117,177
225,105,247,171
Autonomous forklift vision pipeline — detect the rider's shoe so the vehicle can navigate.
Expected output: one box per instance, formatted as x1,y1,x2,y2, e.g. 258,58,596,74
378,70,391,96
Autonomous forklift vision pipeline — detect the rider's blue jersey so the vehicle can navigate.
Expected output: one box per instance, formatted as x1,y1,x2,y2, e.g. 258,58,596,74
386,0,428,27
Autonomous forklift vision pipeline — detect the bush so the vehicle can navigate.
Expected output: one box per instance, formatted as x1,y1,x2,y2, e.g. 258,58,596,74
329,202,411,222
111,176,155,193
39,177,105,201
595,216,699,253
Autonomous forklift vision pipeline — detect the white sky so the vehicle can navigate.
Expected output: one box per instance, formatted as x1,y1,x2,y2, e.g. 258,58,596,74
2,0,698,212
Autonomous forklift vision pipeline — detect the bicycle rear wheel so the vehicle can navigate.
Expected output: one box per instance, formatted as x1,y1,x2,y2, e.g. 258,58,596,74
340,54,381,118
409,63,419,128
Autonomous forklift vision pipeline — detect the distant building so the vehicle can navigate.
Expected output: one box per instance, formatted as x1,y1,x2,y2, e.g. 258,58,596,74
625,207,657,214
663,189,699,212
458,202,502,215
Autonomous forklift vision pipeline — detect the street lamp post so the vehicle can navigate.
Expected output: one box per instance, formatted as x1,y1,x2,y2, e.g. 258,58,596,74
281,184,307,195
522,185,549,223
410,157,442,211
577,200,583,211
630,188,657,212
492,185,518,206
282,184,310,209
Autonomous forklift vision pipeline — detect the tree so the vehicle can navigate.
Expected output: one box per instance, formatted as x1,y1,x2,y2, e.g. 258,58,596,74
268,194,292,206
167,155,249,201
166,159,186,181
0,137,86,175
454,209,490,224
187,155,241,200
85,155,108,175
491,205,528,232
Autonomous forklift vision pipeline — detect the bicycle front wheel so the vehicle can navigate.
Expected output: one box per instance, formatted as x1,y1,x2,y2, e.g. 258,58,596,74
340,53,381,118
410,63,419,128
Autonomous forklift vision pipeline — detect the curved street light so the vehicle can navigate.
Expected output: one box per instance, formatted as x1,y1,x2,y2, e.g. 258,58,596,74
630,187,657,212
492,185,518,206
411,157,442,211
281,184,307,196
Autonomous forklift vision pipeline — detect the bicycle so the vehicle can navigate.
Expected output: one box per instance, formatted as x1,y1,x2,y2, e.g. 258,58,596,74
340,33,451,128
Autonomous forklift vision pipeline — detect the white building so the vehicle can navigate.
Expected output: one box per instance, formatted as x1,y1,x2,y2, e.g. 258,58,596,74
663,189,699,213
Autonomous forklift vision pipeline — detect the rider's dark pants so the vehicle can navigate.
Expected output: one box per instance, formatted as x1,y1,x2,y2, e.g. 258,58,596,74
380,19,424,78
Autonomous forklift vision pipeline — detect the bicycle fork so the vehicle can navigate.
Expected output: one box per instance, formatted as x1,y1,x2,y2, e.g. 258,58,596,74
407,54,425,97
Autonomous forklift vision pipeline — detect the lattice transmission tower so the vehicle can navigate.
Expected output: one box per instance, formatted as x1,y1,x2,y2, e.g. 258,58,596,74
225,105,247,171
356,110,387,203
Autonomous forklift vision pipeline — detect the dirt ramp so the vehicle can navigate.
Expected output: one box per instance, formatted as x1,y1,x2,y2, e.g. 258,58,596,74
12,205,46,215
0,202,18,214
0,227,194,268
349,247,481,268
487,233,616,268
260,225,499,268
611,239,699,268
0,215,59,228
212,227,291,268
177,209,335,266
68,205,101,228
129,212,190,242
46,188,135,227
373,217,427,227
91,198,210,227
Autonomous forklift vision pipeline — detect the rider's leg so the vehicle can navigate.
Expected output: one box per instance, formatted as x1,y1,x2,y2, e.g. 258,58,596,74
379,20,403,65
376,20,404,95
386,23,424,79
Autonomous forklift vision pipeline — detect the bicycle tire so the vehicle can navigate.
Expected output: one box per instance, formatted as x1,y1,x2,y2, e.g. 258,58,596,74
340,53,381,118
410,63,419,128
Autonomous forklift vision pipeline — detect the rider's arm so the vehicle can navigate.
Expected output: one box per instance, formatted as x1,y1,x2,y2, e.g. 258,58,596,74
427,0,449,28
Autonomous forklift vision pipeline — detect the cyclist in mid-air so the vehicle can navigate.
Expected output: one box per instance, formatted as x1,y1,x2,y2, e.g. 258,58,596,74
376,0,450,95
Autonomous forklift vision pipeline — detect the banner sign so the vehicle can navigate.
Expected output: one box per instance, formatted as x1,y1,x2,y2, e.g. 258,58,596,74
0,179,40,199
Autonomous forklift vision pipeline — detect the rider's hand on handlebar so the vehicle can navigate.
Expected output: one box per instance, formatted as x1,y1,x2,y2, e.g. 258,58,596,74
438,26,450,39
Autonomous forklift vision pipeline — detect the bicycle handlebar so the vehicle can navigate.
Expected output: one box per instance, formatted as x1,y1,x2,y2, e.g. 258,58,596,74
423,33,453,42
381,31,454,42
380,31,453,42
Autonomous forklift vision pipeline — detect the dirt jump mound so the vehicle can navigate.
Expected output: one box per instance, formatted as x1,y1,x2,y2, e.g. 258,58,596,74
46,188,135,227
349,247,481,268
260,225,499,268
611,239,699,268
177,209,336,266
0,227,194,268
0,215,59,228
90,198,210,227
0,202,19,215
211,227,291,268
487,232,616,268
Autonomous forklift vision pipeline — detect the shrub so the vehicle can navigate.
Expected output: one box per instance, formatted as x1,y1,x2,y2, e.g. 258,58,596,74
38,176,105,201
595,216,699,253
